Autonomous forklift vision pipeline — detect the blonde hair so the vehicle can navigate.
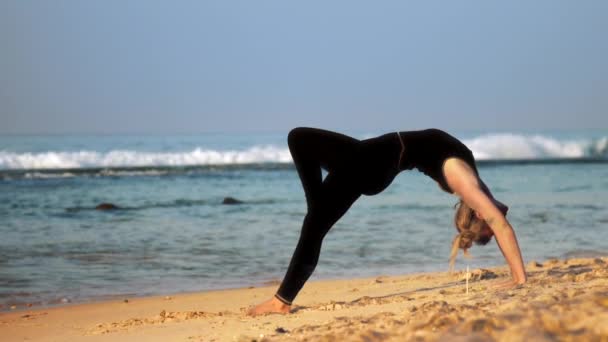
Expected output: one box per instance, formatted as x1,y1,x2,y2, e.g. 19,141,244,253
448,200,491,271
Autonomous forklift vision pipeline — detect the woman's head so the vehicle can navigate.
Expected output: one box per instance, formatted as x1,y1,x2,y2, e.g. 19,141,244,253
448,200,494,270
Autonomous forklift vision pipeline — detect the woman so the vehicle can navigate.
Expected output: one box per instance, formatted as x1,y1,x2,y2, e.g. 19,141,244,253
249,127,527,316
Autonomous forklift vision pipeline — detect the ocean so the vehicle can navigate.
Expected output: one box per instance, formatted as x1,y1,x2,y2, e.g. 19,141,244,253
1,130,607,309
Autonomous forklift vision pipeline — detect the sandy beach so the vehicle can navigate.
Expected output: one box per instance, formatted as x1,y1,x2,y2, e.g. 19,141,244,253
1,256,607,342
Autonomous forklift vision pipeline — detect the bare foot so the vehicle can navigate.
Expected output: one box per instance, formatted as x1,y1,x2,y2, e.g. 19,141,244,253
247,297,291,316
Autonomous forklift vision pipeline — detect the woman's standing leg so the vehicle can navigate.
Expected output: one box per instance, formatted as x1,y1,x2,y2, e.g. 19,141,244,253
274,127,362,304
275,172,361,304
248,127,361,315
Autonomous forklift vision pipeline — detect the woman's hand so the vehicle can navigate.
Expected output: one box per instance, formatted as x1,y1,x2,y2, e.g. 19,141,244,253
490,278,526,290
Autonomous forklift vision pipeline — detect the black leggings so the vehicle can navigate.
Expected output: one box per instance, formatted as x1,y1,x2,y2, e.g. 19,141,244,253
275,127,402,304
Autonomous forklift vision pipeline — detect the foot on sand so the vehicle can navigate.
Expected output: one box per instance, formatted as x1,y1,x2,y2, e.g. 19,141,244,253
247,297,291,316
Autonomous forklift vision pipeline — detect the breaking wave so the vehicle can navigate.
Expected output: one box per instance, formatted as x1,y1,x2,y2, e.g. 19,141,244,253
0,145,292,170
0,134,606,178
463,134,608,160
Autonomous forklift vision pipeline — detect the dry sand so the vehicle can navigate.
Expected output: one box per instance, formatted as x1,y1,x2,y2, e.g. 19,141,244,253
1,257,607,342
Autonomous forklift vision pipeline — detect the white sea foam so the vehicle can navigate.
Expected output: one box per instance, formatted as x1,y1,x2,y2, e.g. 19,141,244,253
23,172,77,179
0,135,606,170
463,134,607,160
0,145,293,170
98,169,170,177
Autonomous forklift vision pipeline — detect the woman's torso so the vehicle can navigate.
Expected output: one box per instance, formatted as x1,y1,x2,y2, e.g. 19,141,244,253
352,128,477,196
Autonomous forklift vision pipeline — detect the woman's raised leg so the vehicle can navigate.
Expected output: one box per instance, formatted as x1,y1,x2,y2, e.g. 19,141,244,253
287,127,360,209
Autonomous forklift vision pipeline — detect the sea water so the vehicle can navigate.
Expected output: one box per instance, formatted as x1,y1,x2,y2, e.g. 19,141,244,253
1,130,607,308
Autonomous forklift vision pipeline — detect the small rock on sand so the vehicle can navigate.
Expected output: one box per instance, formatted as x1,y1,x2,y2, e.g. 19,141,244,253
275,327,288,334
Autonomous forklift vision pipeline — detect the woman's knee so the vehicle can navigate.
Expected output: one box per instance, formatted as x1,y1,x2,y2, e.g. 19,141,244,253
287,127,310,148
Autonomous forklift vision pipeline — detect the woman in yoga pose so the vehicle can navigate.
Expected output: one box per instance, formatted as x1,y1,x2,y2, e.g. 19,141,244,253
249,127,526,316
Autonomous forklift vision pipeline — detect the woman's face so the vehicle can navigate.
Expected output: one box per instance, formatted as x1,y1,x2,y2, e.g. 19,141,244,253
478,223,495,243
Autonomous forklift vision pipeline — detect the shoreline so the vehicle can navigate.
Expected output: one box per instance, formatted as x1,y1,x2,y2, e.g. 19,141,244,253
3,252,607,314
0,261,520,313
1,256,607,341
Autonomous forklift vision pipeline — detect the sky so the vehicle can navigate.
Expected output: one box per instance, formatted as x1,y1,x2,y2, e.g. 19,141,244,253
1,1,607,134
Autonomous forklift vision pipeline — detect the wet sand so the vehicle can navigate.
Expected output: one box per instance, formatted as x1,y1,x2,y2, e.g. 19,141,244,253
1,257,607,341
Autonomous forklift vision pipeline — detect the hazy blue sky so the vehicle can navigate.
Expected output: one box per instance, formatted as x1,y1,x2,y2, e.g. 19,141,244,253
1,1,607,134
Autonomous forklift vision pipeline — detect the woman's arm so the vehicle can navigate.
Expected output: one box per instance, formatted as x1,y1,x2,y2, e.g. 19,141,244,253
444,158,527,284
478,178,509,216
